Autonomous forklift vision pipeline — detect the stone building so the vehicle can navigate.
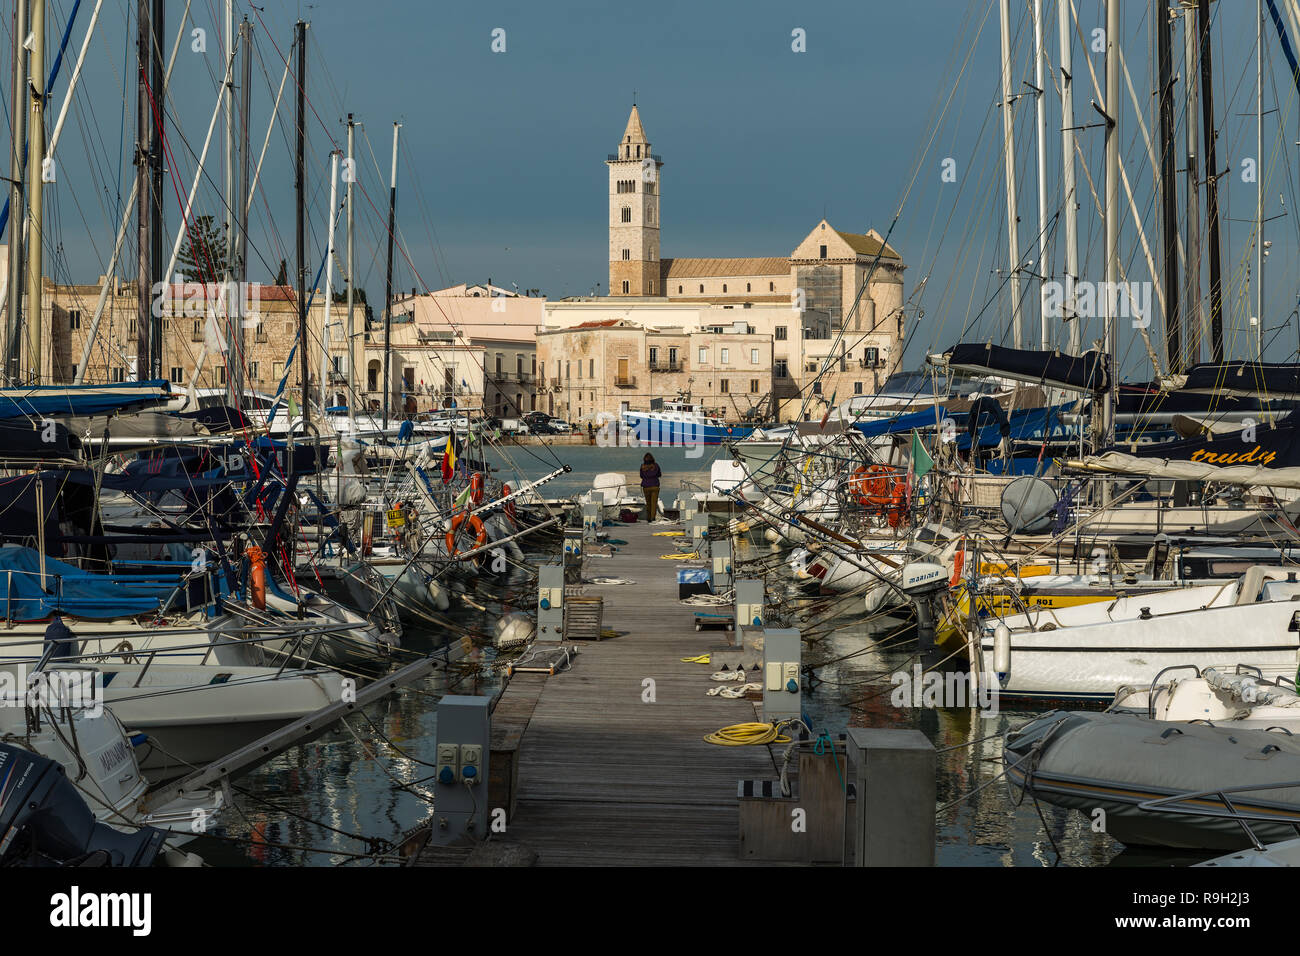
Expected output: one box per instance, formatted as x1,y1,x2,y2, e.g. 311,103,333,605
536,318,773,425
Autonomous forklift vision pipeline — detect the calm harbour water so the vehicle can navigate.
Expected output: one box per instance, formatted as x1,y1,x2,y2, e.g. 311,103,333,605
197,444,1192,867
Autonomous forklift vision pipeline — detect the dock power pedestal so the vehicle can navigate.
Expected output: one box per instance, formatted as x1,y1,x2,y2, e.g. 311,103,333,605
581,500,601,543
538,562,565,641
430,695,491,846
734,578,764,631
710,536,733,593
761,628,802,725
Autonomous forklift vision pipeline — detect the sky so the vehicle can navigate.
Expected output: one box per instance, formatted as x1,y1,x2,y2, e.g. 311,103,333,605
18,0,1300,376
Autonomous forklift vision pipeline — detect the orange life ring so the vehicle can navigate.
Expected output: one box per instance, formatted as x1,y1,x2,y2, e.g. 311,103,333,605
470,472,485,505
848,464,904,510
445,510,488,558
501,483,517,523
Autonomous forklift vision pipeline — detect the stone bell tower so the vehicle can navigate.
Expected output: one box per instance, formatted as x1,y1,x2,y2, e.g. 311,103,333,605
607,105,662,296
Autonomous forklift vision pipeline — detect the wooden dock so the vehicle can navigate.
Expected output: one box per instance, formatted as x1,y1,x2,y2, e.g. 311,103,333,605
426,519,781,865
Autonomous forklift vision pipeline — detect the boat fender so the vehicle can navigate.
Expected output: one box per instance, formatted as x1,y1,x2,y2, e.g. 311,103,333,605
993,623,1011,685
246,545,267,610
470,472,485,504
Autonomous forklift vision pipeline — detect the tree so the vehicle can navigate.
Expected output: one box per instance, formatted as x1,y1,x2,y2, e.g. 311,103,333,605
176,215,228,281
274,259,288,286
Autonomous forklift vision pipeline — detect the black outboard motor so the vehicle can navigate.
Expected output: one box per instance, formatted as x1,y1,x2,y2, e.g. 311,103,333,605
0,745,164,867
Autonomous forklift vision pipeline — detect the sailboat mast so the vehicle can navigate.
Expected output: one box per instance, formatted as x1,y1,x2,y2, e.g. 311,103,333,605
346,114,356,434
1256,0,1265,362
1032,0,1050,350
381,121,400,433
1103,0,1119,480
1058,0,1080,355
1157,0,1182,373
6,0,27,385
320,150,339,413
26,0,44,383
998,0,1023,348
295,19,309,427
1182,2,1202,364
1196,0,1225,363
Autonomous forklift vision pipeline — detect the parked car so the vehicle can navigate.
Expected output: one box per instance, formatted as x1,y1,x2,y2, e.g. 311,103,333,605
548,419,573,433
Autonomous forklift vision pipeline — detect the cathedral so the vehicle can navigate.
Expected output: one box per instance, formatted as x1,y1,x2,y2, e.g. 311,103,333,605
605,105,907,342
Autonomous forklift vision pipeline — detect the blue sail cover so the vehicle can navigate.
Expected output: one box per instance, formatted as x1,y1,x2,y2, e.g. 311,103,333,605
851,406,948,439
0,380,172,420
958,405,1069,451
944,343,1110,392
0,547,177,621
1176,362,1300,397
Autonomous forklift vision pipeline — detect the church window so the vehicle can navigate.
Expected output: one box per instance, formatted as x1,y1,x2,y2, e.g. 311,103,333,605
622,280,630,294
623,249,630,260
678,286,683,294
769,282,774,292
819,245,827,259
722,284,727,293
698,284,704,294
746,283,751,292
621,206,631,223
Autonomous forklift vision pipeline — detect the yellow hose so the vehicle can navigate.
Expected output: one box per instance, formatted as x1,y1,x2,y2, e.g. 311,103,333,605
703,722,792,746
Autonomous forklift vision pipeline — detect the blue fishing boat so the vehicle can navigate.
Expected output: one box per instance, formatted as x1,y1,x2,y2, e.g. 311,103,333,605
621,400,755,446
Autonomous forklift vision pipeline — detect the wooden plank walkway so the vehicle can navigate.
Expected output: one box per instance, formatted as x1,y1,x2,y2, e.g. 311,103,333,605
496,519,779,865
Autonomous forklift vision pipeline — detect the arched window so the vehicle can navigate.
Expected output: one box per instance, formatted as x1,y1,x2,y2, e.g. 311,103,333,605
722,284,728,293
621,206,631,223
698,284,704,294
746,283,751,292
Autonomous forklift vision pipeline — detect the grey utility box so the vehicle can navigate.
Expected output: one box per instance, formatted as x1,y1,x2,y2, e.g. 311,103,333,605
846,728,935,866
430,695,491,846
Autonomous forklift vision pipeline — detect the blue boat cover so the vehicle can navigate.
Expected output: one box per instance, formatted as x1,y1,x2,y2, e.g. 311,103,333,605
851,406,948,439
0,380,172,420
0,547,178,621
958,405,1070,451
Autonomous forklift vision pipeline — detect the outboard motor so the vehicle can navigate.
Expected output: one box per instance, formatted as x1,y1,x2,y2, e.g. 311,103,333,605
0,744,164,867
898,562,951,669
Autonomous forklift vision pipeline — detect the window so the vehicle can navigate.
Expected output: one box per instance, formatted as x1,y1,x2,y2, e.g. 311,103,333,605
649,346,658,365
565,361,571,379
678,285,683,294
720,379,729,393
668,347,678,366
169,367,184,383
812,381,822,395
698,285,704,294
865,347,879,367
532,357,537,374
819,244,827,259
192,320,203,341
750,348,759,364
647,207,654,224
111,367,125,383
621,206,631,223
720,348,729,364
774,359,788,378
775,326,787,341
750,379,760,393
589,359,594,377
577,361,583,380
622,248,630,261
746,283,751,293
517,355,523,376
496,354,503,374
769,282,774,292
69,310,81,330
698,347,708,364
249,362,259,381
218,365,227,386
854,381,864,395
649,280,655,293
622,280,629,294
722,284,727,293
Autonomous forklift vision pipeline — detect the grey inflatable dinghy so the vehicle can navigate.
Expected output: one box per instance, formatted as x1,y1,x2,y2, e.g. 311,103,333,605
1005,710,1300,850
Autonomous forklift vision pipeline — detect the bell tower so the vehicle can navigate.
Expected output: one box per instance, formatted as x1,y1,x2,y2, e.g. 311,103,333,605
607,105,662,296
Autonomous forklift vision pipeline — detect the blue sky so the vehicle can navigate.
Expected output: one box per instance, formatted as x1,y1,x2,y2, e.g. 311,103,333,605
23,0,1300,374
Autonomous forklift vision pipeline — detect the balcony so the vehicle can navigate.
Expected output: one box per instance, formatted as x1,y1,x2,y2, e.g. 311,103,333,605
614,376,637,388
548,377,560,389
648,363,681,373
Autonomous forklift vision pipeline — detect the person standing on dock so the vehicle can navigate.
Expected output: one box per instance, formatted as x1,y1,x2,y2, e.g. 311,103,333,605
640,453,662,521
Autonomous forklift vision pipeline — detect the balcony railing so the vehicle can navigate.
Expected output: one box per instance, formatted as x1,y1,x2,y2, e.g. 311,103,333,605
648,363,681,373
614,376,636,388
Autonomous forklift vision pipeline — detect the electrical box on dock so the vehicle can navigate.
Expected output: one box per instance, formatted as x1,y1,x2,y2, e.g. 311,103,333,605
761,628,802,725
430,696,491,846
538,563,565,641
